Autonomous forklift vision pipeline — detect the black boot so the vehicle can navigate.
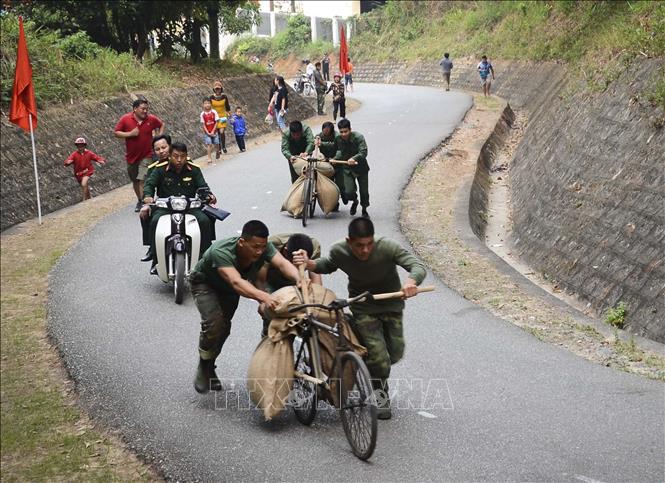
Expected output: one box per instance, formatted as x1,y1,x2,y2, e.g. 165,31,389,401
194,358,222,394
362,207,369,218
373,380,391,420
350,200,359,216
141,248,153,262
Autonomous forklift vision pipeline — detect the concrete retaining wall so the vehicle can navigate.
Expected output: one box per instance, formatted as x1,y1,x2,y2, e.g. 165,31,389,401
0,74,316,230
355,58,665,342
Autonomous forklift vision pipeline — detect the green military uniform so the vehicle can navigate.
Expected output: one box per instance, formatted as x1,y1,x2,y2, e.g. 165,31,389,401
281,126,315,183
190,237,277,360
264,233,321,293
143,160,213,257
334,131,369,208
318,130,347,204
313,237,426,386
313,70,327,114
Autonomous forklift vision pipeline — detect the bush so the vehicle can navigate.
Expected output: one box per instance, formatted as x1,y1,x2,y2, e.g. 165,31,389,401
273,14,311,58
57,31,102,60
605,302,627,329
226,36,272,61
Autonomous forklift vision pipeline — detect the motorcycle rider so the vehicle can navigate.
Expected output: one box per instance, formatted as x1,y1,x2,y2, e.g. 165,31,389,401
140,142,217,274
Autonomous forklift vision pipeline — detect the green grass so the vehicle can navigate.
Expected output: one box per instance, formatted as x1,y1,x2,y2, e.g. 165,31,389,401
349,1,664,106
0,13,177,108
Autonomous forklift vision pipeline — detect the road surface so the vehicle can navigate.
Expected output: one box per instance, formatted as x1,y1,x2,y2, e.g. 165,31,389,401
49,84,664,482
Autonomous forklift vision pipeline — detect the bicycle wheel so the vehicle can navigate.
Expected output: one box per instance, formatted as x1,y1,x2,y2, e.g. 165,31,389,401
339,351,377,460
292,337,317,425
301,177,313,227
308,176,317,218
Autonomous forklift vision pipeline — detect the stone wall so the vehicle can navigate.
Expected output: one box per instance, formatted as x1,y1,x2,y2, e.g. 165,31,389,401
0,74,316,230
356,58,665,342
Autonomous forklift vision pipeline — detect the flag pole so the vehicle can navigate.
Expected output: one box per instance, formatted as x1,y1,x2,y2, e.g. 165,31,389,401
28,113,42,224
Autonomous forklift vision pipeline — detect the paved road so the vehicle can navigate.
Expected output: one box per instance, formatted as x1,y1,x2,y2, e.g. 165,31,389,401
49,84,663,482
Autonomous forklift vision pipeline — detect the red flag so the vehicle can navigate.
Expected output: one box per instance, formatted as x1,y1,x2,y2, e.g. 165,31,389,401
9,17,38,132
339,25,349,74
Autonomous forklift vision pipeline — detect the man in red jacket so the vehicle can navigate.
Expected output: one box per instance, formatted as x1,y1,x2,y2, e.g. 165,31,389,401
114,98,165,211
64,137,106,201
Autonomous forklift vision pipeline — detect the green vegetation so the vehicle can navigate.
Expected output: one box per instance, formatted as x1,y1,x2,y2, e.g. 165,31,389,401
605,302,628,328
0,13,177,108
227,14,334,64
350,1,664,105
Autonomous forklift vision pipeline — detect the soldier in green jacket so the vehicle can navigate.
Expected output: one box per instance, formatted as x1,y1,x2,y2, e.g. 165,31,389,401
281,120,315,183
293,217,427,419
317,121,347,209
335,118,369,217
140,142,216,273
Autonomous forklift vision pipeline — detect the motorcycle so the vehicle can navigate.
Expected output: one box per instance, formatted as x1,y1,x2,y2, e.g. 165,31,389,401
293,70,313,97
151,187,230,304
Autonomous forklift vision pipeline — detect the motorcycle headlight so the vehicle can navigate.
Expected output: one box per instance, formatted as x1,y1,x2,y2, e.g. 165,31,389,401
170,198,188,211
155,199,168,209
189,200,202,209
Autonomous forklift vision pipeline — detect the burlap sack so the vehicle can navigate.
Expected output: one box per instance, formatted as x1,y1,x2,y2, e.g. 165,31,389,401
291,160,334,179
263,284,367,408
316,174,340,215
281,175,306,217
247,337,294,421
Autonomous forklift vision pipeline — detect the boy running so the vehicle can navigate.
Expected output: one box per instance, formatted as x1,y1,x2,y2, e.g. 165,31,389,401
64,137,106,201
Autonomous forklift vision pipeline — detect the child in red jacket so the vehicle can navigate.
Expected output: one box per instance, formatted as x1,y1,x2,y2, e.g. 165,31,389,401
64,137,106,201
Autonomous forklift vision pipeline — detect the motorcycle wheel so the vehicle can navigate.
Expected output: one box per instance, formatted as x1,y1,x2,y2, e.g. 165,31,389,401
174,252,185,304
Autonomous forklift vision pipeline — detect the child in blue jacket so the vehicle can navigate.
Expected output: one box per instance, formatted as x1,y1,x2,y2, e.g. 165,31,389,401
230,106,247,152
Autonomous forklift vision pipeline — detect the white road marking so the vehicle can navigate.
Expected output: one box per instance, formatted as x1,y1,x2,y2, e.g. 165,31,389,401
418,411,437,419
574,475,605,483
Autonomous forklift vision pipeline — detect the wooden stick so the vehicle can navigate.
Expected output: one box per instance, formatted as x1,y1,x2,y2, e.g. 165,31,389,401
298,265,311,315
294,371,324,385
328,160,351,165
371,285,435,301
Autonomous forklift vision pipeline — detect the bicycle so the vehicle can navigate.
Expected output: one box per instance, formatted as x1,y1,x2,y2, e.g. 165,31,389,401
300,156,319,228
288,290,378,460
299,155,349,227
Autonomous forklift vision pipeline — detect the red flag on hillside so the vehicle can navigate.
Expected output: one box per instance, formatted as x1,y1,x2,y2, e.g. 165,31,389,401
9,16,38,132
339,25,349,74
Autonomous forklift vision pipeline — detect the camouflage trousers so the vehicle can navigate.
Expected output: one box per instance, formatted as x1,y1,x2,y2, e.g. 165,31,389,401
190,274,240,361
349,312,404,384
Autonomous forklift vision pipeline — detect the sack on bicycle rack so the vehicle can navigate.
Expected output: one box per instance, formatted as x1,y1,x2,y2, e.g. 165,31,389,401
263,284,337,326
247,337,294,421
291,159,334,179
281,175,306,218
315,174,340,215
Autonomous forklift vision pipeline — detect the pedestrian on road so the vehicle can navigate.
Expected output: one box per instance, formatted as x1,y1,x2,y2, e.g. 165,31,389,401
439,52,453,91
272,76,289,131
64,137,106,202
477,55,495,97
257,232,322,335
210,81,231,157
327,72,346,121
334,118,369,217
321,52,331,81
140,142,216,273
189,220,301,394
345,58,354,92
114,98,165,212
293,217,427,419
281,120,315,183
316,121,346,210
200,98,220,165
230,106,247,152
305,59,316,84
314,61,327,115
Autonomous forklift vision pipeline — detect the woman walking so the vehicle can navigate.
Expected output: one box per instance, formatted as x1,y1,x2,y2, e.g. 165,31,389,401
210,81,231,157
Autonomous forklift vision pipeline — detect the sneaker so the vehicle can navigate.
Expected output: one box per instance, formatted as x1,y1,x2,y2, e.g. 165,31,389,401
134,200,142,212
149,265,158,275
349,200,359,216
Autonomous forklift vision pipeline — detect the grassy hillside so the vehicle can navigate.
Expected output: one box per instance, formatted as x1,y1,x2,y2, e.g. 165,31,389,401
350,1,664,105
0,13,264,108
